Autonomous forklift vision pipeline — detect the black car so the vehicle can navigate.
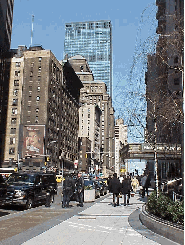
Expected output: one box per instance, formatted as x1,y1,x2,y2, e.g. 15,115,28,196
95,179,108,196
0,175,7,206
5,172,57,209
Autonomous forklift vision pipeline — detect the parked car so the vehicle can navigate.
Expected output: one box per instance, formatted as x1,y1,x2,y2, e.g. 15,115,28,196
0,175,7,206
95,179,108,196
5,172,57,209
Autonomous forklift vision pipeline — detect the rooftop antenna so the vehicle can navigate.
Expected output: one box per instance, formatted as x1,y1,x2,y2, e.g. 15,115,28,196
31,15,34,47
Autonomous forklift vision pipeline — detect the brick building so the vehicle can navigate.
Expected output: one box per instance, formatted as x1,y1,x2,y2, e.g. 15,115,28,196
3,45,83,171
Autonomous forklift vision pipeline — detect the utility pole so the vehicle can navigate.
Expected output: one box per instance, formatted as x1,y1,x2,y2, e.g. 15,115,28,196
31,15,34,47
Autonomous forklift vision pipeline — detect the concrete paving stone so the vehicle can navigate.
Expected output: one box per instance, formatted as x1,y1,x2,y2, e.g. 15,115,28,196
21,191,168,245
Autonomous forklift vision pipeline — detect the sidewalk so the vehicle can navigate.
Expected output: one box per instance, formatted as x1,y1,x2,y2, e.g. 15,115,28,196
21,191,179,245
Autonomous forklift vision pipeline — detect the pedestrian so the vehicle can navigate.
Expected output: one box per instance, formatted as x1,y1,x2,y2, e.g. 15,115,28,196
107,176,112,192
108,173,121,207
131,176,139,193
121,176,132,206
62,173,75,208
141,174,147,198
119,175,124,183
145,174,151,196
75,172,84,207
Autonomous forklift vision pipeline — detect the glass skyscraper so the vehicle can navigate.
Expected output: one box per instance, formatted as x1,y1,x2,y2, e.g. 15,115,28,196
64,20,112,97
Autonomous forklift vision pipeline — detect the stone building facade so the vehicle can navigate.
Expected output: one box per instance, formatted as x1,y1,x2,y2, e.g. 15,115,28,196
69,55,115,177
115,118,128,176
3,46,83,171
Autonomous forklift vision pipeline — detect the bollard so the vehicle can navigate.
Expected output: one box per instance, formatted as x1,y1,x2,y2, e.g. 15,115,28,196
45,192,51,207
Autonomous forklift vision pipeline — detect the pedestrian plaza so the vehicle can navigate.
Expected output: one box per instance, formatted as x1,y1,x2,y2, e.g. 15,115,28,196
22,191,179,245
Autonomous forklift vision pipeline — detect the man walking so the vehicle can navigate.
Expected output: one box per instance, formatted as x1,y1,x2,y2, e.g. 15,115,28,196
62,173,75,208
108,173,121,207
141,174,147,198
76,172,84,207
145,173,151,196
121,176,132,206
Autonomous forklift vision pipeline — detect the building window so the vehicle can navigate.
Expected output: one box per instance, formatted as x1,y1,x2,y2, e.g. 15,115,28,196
29,86,32,91
35,116,38,123
174,78,180,85
12,108,17,115
38,57,42,62
11,118,17,124
12,99,18,106
88,114,90,118
10,128,16,134
36,96,40,101
80,65,84,72
15,62,21,67
10,137,15,145
37,86,40,92
36,108,39,113
9,148,15,155
174,56,178,64
15,71,20,76
13,89,19,96
14,80,19,86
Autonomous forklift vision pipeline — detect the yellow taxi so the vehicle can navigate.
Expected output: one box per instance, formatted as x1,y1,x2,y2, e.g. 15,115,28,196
56,175,65,183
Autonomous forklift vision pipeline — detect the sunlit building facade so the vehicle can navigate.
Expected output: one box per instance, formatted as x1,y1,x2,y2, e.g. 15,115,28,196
64,20,113,98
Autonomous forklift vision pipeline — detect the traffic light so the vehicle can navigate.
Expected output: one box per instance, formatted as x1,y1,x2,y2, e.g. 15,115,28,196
45,156,50,162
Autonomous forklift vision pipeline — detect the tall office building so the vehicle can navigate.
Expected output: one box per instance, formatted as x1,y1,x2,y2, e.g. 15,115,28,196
64,20,113,98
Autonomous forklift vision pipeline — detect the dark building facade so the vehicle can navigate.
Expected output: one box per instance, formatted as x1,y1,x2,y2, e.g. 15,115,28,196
0,0,14,164
145,0,184,182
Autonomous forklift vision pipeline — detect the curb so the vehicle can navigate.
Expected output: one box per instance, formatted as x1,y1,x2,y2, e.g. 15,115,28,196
139,205,184,245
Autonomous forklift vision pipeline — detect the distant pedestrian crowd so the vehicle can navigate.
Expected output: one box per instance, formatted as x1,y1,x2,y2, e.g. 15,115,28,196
108,172,151,207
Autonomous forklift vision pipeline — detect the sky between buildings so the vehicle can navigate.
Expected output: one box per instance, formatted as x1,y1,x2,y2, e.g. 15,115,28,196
11,0,158,144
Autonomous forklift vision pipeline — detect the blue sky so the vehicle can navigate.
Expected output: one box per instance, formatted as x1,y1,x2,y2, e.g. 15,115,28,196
11,0,158,143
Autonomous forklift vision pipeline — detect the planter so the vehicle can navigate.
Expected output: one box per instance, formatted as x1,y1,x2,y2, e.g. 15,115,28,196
84,189,95,202
139,205,184,245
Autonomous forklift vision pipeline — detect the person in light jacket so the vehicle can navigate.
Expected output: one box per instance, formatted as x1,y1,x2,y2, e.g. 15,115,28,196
131,177,139,193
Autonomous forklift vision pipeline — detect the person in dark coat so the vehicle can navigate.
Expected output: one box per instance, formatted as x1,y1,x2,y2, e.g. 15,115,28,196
108,173,121,207
141,174,147,198
121,176,132,206
62,173,75,208
75,173,84,207
107,176,112,192
145,174,151,196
